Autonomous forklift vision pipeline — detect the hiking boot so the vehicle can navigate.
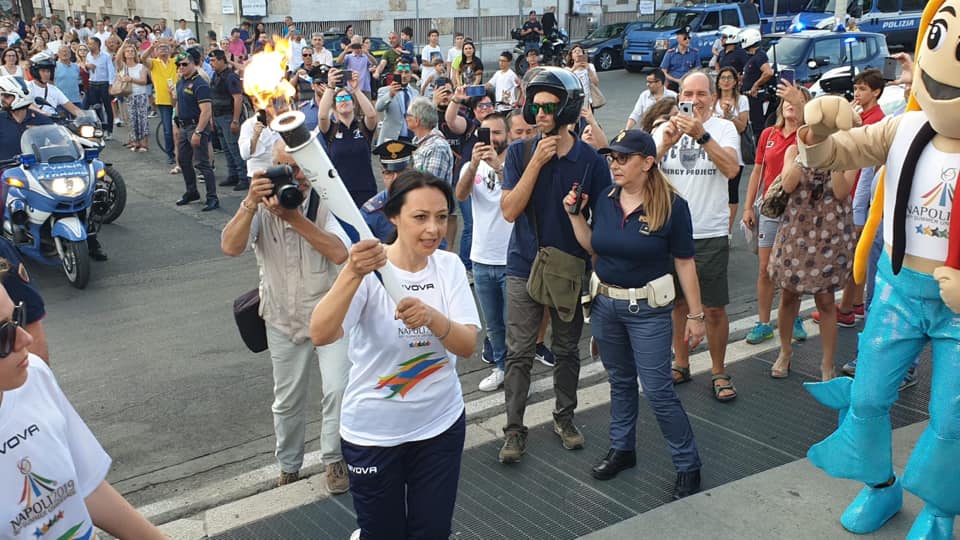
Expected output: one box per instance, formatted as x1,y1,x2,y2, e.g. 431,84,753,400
793,317,807,341
745,322,774,344
553,417,585,450
325,460,349,494
277,470,299,487
499,431,527,464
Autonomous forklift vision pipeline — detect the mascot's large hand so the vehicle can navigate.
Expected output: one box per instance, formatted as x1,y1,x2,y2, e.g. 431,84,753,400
802,95,859,143
934,266,960,314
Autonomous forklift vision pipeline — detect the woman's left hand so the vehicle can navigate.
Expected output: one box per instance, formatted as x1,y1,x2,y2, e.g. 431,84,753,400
685,319,705,349
395,297,438,330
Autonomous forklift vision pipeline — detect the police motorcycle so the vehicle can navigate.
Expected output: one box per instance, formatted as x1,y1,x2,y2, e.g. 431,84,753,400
0,80,112,289
511,27,570,75
30,51,126,224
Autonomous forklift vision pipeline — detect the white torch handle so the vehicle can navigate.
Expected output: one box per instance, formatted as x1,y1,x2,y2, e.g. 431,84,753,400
285,136,406,304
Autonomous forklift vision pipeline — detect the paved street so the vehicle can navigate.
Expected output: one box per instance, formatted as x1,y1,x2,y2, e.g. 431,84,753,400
38,68,765,518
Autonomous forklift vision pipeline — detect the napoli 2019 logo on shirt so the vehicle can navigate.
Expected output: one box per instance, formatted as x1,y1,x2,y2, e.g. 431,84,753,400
375,352,448,398
11,457,96,538
923,168,956,208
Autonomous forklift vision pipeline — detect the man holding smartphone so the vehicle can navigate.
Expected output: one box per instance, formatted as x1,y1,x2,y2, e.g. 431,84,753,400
654,70,741,403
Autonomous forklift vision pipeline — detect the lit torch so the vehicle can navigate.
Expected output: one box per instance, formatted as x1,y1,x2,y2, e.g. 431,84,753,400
243,38,405,304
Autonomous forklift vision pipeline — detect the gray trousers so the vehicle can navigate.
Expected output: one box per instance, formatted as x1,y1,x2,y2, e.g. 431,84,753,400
266,325,349,473
503,276,583,435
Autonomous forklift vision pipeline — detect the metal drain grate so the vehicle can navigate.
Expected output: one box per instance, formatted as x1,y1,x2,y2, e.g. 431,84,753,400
211,336,931,540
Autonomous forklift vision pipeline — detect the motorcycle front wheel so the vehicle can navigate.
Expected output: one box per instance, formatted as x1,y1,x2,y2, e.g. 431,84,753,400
99,165,127,224
61,240,90,289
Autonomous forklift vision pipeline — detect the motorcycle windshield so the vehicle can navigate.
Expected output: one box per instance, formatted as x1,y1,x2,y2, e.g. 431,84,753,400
20,125,82,163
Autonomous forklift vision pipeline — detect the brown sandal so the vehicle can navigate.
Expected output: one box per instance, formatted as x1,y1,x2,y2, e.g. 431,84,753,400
712,373,737,402
672,365,692,385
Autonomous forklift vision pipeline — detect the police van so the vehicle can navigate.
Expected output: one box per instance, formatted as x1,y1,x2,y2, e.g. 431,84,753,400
791,0,924,50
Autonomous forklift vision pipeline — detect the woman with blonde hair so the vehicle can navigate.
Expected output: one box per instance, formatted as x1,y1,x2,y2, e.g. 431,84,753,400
117,43,150,151
564,129,705,499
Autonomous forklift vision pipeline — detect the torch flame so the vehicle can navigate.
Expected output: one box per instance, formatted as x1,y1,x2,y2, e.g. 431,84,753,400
243,36,296,110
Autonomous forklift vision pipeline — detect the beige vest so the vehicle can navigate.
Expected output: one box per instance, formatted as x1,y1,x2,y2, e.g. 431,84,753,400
254,202,342,343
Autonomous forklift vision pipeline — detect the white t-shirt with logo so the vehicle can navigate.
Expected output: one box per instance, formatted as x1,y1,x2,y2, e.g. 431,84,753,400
340,250,480,447
487,69,521,110
0,357,111,540
462,160,513,265
714,94,750,166
420,44,443,84
28,81,70,116
654,116,739,239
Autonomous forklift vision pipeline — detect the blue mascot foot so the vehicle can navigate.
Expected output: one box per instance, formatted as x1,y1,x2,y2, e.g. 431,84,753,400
906,504,955,540
807,409,893,485
840,477,903,534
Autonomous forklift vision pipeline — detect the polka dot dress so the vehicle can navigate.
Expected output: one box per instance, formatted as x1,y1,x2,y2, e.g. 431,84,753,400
768,167,856,295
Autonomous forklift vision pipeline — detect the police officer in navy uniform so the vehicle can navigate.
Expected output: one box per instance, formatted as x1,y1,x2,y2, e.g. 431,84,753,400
0,75,108,261
172,49,219,211
363,139,416,241
660,27,699,92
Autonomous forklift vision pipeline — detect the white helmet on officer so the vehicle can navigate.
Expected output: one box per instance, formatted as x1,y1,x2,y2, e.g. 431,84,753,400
0,75,32,111
720,25,741,44
739,28,762,49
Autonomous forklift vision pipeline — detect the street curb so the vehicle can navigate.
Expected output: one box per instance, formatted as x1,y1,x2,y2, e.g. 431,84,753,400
148,297,825,536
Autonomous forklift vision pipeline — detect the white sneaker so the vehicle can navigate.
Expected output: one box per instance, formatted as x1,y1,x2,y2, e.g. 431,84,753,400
349,529,360,540
479,367,504,392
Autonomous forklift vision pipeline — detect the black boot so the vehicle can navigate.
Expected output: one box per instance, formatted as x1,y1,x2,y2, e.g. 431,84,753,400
672,469,701,500
87,237,108,261
591,449,636,480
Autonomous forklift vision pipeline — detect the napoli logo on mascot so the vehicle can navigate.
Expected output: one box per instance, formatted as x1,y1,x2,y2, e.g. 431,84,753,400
795,0,960,538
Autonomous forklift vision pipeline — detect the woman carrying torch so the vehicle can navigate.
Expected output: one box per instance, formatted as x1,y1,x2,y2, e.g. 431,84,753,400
310,170,480,540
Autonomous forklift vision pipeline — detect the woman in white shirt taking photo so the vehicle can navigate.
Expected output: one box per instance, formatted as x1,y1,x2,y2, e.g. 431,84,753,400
311,169,480,540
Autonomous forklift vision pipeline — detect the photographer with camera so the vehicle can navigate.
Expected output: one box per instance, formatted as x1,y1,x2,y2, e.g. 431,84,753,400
221,142,352,493
318,67,378,207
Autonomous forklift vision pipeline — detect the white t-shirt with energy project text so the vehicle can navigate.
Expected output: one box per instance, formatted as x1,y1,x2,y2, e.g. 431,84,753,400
654,115,739,239
340,250,480,447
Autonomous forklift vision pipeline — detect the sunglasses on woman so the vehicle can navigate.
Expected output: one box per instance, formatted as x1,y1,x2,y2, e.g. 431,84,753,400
0,302,25,358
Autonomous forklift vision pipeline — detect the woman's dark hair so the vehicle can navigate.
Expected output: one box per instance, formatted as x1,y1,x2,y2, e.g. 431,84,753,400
715,66,740,98
383,170,455,243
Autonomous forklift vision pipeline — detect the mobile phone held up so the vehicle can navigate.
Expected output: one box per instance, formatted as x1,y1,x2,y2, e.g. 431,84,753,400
477,127,491,145
679,101,694,117
780,68,795,86
337,70,353,88
465,85,486,98
882,57,902,82
381,73,395,87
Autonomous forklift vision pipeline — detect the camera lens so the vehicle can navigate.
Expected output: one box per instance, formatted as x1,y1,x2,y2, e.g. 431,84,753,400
276,184,304,209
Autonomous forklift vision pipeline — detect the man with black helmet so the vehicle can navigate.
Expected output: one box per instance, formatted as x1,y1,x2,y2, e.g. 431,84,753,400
497,67,610,464
27,53,83,117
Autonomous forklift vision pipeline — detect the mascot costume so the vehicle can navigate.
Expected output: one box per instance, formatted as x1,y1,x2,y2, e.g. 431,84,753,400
797,0,960,537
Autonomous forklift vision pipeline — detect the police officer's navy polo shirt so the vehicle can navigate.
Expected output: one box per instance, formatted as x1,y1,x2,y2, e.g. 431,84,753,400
660,47,699,81
176,73,211,123
591,187,695,289
502,134,611,279
0,110,52,161
0,237,45,324
742,49,770,94
718,47,749,75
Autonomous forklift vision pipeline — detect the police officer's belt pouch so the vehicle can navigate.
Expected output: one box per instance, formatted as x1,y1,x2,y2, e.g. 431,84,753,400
527,247,585,323
645,274,676,308
233,288,268,353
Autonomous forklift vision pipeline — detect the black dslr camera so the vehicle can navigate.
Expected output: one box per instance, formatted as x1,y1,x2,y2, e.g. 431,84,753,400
263,165,305,209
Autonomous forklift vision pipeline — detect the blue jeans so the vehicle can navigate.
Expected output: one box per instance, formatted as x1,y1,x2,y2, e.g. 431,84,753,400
458,199,472,271
473,262,507,370
342,411,465,540
591,294,701,473
158,105,174,162
214,114,247,181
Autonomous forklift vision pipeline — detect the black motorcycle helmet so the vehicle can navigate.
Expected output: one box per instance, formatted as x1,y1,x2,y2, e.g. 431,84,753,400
29,53,56,82
521,67,584,127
